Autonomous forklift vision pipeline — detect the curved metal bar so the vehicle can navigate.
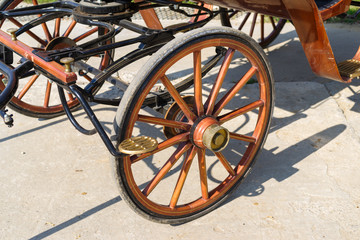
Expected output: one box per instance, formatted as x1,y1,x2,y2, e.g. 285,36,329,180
84,43,162,94
16,12,71,37
77,20,115,49
68,84,123,157
0,60,33,110
0,61,17,110
0,0,77,13
1,8,73,18
57,85,97,136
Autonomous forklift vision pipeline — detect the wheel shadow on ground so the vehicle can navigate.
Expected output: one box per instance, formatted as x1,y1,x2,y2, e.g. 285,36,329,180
225,123,346,204
26,122,347,239
28,196,122,240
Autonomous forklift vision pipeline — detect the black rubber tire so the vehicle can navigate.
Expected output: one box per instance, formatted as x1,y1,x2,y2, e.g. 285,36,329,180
111,26,275,224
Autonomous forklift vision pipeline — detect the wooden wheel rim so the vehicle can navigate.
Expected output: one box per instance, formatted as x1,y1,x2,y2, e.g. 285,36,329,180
119,35,273,217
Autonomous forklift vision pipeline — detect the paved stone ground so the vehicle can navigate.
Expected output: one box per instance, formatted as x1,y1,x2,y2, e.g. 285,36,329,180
0,18,360,240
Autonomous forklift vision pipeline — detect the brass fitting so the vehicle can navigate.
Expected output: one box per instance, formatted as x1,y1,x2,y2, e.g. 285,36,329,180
7,28,17,41
60,57,74,73
202,124,229,152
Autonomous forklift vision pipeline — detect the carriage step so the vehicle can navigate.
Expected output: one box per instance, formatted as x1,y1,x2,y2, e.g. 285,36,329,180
118,136,158,155
337,59,360,78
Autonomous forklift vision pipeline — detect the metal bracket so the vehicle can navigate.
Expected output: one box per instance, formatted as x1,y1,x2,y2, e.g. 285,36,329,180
0,109,13,127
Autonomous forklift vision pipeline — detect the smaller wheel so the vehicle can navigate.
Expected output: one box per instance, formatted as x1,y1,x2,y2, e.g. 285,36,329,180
112,26,274,223
0,0,113,118
220,8,286,48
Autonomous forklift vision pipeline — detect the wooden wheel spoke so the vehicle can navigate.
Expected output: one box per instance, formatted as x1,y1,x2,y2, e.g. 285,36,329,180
160,75,197,123
17,74,40,100
67,92,74,101
249,13,258,37
230,132,257,143
142,143,192,197
130,132,190,164
170,146,197,208
43,80,52,108
193,50,204,116
63,20,77,37
80,72,92,82
213,67,257,116
9,18,46,46
54,18,61,38
0,77,5,89
32,0,52,42
137,114,191,131
40,22,52,43
218,99,264,124
74,27,98,42
215,152,235,176
197,148,208,200
205,48,235,115
239,12,251,31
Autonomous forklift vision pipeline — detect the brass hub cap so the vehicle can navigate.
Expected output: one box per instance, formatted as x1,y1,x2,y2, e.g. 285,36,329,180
192,117,230,152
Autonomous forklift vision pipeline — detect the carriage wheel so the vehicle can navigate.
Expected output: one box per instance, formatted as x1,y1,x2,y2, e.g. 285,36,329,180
112,27,274,223
220,8,286,48
0,0,113,118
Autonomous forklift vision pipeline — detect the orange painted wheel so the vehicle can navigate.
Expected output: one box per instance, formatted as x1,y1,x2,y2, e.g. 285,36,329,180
220,8,286,48
112,27,274,223
0,0,113,118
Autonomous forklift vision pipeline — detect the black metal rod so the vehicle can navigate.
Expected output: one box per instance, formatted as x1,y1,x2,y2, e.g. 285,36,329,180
0,60,33,110
84,43,161,94
1,1,77,13
77,35,146,59
118,19,157,35
57,85,97,136
16,12,71,37
77,20,115,50
69,84,123,157
0,61,17,110
1,8,72,18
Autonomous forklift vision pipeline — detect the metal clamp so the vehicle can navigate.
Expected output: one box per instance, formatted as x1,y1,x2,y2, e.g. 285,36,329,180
0,109,13,127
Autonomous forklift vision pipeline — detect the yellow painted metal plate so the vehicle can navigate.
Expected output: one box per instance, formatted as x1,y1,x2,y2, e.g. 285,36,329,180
118,136,158,155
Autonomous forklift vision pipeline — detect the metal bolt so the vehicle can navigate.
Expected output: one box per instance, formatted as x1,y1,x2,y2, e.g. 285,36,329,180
60,57,74,73
7,28,17,41
213,133,225,146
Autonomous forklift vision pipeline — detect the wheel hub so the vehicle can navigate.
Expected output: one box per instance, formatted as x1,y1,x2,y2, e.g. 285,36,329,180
163,96,194,139
191,117,229,152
